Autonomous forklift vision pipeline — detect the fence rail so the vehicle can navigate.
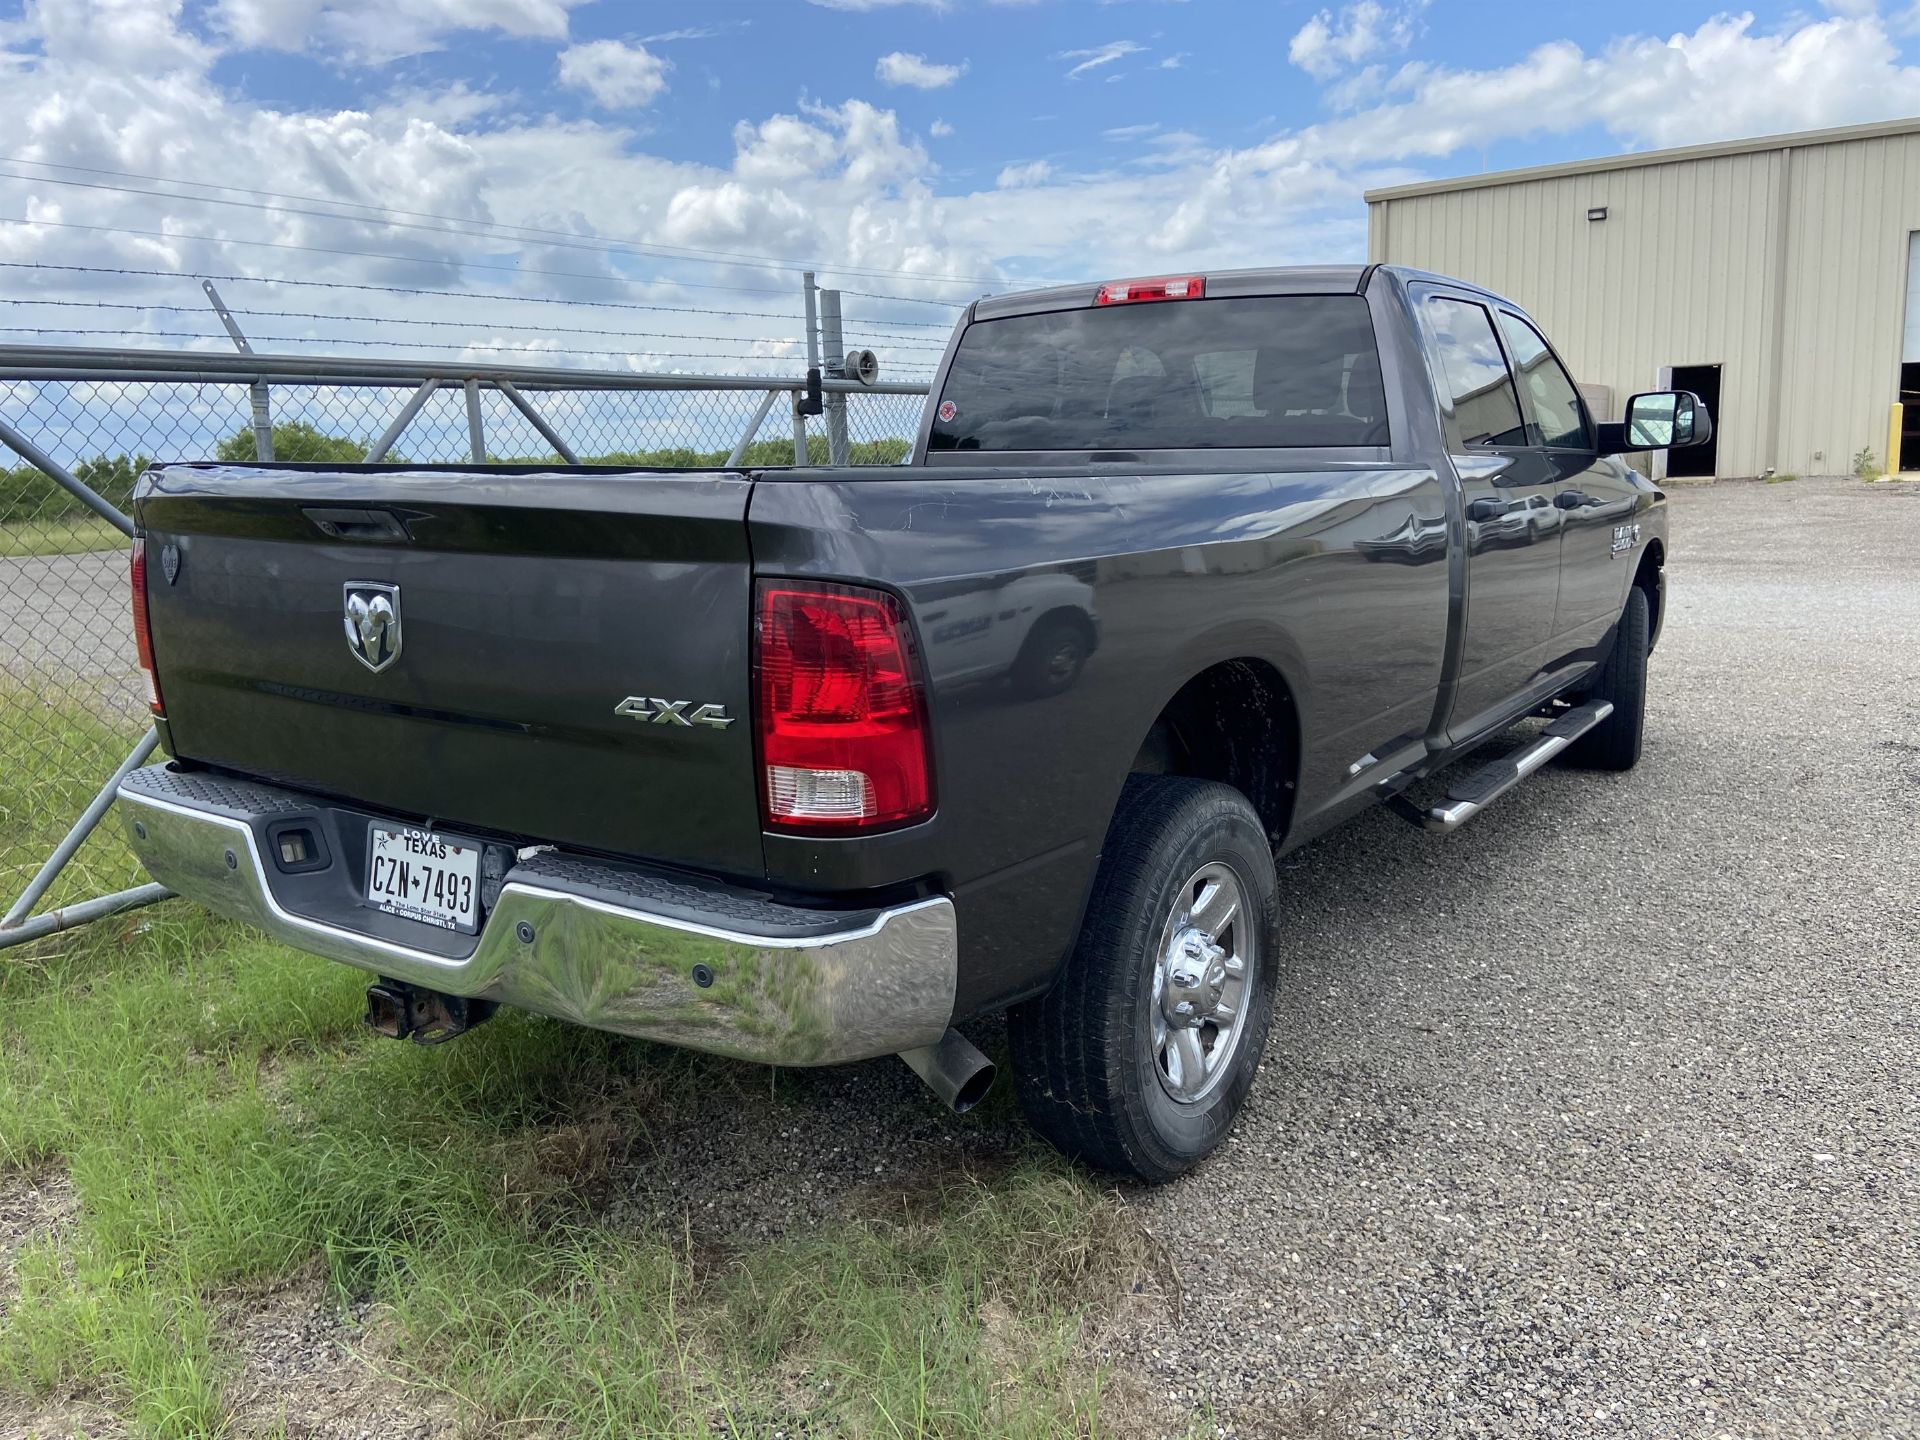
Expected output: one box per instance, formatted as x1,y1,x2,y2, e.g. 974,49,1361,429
0,343,932,948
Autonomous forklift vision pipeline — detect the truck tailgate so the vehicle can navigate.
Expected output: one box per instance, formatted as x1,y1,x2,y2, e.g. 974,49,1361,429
137,464,763,880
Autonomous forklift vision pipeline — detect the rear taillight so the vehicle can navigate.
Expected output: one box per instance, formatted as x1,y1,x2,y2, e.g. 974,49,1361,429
754,581,933,832
1095,274,1206,305
130,539,164,717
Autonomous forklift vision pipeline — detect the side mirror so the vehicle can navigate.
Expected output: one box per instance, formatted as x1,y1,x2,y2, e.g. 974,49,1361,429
1600,390,1713,454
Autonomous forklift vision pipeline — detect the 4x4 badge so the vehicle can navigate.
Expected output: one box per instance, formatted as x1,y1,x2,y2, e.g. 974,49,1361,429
615,696,734,729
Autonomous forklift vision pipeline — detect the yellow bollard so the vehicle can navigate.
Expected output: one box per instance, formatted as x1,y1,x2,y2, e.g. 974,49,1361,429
1888,402,1904,479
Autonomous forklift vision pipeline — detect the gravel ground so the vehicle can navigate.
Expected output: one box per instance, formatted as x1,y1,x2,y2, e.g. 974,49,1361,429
1110,476,1918,1437
11,477,1913,1438
579,474,1917,1438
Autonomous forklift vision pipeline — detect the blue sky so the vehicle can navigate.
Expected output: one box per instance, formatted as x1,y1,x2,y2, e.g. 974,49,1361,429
2,0,1920,384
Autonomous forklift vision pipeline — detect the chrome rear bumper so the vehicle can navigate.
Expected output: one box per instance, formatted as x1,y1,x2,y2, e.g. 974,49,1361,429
117,765,957,1067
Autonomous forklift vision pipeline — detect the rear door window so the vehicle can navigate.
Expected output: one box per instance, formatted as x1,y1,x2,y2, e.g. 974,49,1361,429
927,295,1389,452
1422,297,1527,448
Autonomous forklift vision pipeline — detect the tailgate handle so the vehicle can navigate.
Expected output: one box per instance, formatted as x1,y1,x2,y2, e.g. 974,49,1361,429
302,507,410,543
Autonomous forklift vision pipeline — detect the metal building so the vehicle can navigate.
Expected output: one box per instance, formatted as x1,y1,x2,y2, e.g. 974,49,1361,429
1366,117,1920,480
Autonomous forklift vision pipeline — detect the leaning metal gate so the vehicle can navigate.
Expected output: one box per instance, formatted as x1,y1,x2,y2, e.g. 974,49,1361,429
0,344,929,949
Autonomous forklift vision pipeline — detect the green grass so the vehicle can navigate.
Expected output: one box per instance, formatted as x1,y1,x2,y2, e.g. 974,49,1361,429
0,692,150,910
0,713,1154,1438
0,516,129,557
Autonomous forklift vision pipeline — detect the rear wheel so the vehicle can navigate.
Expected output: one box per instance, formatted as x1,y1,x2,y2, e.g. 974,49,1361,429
1008,776,1278,1183
1565,584,1650,771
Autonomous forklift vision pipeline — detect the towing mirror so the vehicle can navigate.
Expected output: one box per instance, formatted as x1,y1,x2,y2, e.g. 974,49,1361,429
1601,390,1713,454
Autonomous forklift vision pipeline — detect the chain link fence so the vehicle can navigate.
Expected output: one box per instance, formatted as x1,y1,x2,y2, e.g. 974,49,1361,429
0,349,930,942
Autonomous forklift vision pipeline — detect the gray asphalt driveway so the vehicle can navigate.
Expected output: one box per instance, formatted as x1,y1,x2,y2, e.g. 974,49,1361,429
1111,476,1918,1437
0,548,136,687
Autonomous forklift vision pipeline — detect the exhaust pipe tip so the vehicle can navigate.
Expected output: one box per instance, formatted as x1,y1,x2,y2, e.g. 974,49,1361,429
899,1028,997,1114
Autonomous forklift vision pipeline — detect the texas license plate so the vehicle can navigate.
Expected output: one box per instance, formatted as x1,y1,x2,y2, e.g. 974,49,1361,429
366,824,481,933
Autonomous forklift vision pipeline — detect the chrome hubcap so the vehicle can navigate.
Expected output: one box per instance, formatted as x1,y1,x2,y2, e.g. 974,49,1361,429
1150,861,1254,1105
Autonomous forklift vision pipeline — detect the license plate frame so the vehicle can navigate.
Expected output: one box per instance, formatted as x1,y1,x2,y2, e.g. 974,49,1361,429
365,823,483,934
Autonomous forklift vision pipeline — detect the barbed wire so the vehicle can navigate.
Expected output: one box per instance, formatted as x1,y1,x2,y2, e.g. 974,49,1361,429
0,298,953,352
0,219,985,312
0,160,1030,289
0,262,961,335
0,264,960,336
0,326,938,369
841,289,969,309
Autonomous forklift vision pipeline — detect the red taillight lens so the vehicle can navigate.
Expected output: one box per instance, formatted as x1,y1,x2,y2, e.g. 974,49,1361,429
1094,275,1206,305
130,538,164,717
754,581,933,832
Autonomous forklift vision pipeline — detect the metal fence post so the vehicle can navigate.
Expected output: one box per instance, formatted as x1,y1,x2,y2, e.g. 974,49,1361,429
366,379,439,462
464,379,487,462
727,388,783,466
820,289,850,466
1,729,161,934
496,381,580,464
0,413,135,536
803,272,821,373
202,281,274,461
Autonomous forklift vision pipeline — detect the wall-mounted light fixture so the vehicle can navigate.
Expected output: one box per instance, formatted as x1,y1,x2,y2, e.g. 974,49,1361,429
1587,206,1609,222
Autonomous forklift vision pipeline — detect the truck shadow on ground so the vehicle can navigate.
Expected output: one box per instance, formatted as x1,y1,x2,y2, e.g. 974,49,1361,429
515,725,1576,1258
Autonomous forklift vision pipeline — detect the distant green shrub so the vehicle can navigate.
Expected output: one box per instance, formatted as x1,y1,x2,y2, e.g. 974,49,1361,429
0,453,148,523
215,421,369,464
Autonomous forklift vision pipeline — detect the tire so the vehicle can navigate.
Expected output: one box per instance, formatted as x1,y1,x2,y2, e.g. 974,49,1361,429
1012,612,1091,698
1008,775,1278,1183
1564,583,1650,771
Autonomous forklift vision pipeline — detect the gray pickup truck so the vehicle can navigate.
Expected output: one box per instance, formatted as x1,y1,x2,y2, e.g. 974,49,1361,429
120,265,1710,1181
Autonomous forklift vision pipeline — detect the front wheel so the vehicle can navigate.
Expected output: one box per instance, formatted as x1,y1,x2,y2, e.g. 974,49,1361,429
1564,583,1650,771
1008,776,1278,1183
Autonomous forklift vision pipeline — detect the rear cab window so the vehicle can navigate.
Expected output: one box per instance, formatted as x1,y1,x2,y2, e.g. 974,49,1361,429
927,294,1389,453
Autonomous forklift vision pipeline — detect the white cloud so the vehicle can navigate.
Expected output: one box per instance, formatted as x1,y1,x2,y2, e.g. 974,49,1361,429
33,0,213,70
808,0,947,9
1056,40,1144,78
215,0,583,64
1289,2,1422,80
997,159,1052,187
875,51,967,89
732,113,840,182
929,118,955,138
557,39,671,110
640,22,748,43
1103,122,1160,140
4,0,1920,416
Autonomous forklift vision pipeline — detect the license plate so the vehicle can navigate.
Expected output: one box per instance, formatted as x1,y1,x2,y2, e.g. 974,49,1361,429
366,824,481,934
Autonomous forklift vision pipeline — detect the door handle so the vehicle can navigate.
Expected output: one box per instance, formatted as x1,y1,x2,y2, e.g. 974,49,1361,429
1467,497,1510,521
302,506,410,542
1554,490,1599,510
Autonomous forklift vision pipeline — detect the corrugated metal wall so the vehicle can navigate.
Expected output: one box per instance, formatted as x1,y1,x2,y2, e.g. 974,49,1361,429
1369,128,1920,478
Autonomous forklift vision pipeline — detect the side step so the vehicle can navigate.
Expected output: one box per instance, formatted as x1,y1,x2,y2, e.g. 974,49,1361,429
1390,700,1614,833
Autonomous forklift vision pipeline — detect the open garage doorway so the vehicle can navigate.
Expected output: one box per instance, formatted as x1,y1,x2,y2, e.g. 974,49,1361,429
1666,364,1721,478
